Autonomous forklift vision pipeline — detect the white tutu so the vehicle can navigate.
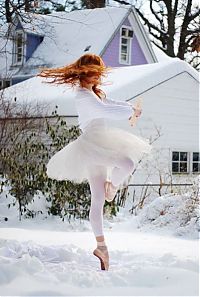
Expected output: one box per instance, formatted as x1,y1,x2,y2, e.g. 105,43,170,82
46,120,152,183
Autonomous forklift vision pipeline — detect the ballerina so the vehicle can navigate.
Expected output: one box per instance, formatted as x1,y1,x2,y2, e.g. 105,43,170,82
38,53,151,271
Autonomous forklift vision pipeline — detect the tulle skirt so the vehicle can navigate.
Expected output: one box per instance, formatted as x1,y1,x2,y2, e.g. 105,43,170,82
46,120,152,183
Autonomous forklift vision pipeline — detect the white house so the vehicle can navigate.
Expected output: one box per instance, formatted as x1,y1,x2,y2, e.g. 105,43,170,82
1,57,199,200
1,6,199,202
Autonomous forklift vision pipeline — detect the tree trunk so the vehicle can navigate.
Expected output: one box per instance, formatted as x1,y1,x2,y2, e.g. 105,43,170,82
164,1,176,57
25,0,31,12
84,0,106,9
177,0,193,60
5,0,12,23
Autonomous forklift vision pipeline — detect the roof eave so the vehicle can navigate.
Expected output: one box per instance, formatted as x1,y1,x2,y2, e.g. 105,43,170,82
130,7,157,63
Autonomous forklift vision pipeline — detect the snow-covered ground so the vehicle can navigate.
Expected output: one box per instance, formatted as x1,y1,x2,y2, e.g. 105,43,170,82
0,189,199,296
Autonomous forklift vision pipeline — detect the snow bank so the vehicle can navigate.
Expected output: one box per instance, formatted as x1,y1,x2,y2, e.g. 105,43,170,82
0,231,198,296
0,180,199,296
138,193,199,238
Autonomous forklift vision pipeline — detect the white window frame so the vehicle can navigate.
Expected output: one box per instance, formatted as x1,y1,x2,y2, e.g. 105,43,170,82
119,26,133,65
171,151,200,175
0,79,11,90
171,151,189,174
192,152,200,174
13,30,25,65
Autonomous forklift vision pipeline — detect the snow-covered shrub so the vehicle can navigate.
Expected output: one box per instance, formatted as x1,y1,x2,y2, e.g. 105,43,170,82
138,178,199,236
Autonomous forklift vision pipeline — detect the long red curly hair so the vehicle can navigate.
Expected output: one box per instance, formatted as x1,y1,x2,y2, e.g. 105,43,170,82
38,54,110,99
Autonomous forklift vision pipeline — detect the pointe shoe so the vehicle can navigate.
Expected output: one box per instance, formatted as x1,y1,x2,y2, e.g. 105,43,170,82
93,246,109,271
104,181,118,202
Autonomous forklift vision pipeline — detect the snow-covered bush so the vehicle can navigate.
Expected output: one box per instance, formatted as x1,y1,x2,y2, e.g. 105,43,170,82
138,178,199,237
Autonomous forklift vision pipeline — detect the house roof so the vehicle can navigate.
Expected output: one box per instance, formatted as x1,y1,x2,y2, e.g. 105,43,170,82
1,58,198,118
102,58,199,101
23,7,131,68
0,6,159,78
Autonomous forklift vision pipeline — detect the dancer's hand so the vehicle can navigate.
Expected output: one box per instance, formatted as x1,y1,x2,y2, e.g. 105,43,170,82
129,110,141,126
133,108,142,117
128,98,143,127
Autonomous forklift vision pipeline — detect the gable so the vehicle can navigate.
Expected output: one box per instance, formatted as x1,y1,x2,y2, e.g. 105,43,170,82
101,7,156,66
128,9,157,63
102,16,148,66
16,20,24,31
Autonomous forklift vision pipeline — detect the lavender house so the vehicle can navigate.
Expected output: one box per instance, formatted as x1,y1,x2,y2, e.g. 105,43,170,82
0,6,157,89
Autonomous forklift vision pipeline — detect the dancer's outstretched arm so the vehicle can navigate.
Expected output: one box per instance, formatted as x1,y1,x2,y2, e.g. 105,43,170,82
76,91,134,121
103,97,133,107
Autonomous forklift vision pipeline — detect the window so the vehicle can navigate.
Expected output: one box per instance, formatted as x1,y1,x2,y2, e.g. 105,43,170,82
13,31,25,65
0,79,11,90
192,152,200,173
172,151,188,173
119,27,133,65
121,27,133,38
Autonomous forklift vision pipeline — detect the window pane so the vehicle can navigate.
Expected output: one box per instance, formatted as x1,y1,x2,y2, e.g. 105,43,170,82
121,54,127,62
172,151,179,161
17,55,22,62
17,36,23,46
193,163,199,172
121,45,127,53
121,28,127,36
121,38,128,44
180,162,187,172
128,30,133,38
4,80,10,88
17,40,22,47
180,152,187,161
172,162,179,172
193,152,199,161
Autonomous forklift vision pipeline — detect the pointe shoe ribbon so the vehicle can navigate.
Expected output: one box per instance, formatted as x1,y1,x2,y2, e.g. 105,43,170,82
93,247,109,270
104,181,118,202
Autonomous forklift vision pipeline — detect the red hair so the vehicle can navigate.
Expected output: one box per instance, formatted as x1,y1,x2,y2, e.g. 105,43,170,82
38,54,110,99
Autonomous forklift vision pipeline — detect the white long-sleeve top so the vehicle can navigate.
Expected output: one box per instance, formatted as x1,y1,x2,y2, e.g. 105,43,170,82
75,87,133,132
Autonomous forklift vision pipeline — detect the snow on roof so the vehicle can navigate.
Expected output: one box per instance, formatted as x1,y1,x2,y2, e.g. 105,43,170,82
0,40,14,78
102,58,199,101
17,13,48,36
0,24,17,78
0,7,130,77
20,7,129,70
1,58,198,117
151,44,172,62
0,7,172,79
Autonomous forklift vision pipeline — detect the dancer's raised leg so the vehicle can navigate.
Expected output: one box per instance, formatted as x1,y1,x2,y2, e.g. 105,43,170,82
111,156,134,187
105,157,134,202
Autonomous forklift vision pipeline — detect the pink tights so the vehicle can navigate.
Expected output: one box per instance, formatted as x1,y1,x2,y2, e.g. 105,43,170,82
88,157,134,237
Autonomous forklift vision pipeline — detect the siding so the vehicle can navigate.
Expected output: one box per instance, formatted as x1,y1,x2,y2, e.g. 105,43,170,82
12,77,31,85
26,34,43,61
